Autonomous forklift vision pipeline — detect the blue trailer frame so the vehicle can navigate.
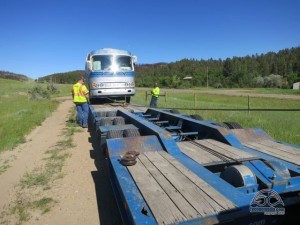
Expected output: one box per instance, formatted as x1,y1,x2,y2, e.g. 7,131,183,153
89,105,300,225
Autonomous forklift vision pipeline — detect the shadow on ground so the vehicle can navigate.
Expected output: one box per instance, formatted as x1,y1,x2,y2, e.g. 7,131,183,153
89,129,123,225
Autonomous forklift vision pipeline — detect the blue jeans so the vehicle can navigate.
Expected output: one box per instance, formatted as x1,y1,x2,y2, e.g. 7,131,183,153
149,96,158,108
76,102,89,126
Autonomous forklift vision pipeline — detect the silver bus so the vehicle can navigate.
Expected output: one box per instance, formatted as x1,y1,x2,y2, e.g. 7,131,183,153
85,48,137,103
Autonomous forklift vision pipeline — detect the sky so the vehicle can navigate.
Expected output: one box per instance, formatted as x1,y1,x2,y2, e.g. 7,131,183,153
0,0,299,79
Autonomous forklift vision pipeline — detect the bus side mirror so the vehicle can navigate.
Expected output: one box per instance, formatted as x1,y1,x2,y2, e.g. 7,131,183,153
132,56,137,64
86,61,92,71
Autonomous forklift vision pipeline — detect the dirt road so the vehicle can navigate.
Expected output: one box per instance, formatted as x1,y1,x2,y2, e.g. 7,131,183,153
0,98,122,225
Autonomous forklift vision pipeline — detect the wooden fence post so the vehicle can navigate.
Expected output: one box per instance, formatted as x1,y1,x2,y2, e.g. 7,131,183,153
165,92,167,103
248,95,250,113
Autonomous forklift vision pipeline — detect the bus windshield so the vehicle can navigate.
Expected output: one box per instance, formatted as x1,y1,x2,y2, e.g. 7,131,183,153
92,55,133,72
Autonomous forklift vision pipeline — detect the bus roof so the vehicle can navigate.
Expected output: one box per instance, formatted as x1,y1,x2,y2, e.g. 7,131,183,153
89,48,132,56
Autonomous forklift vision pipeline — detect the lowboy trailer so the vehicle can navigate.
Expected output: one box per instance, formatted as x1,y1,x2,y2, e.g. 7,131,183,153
88,104,300,225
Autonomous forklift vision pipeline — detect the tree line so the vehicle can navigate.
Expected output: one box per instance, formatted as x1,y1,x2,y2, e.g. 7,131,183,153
135,47,300,88
0,71,29,81
37,70,85,84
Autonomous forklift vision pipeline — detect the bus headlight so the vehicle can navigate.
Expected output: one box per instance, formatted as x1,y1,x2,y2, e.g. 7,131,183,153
130,82,135,87
92,83,97,88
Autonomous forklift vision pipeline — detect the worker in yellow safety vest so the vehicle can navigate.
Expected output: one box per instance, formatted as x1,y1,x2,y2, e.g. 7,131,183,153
72,77,89,128
149,82,160,108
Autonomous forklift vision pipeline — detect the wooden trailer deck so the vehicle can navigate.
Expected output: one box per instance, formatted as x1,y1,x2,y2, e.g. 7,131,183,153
127,151,236,225
243,139,300,166
177,139,257,165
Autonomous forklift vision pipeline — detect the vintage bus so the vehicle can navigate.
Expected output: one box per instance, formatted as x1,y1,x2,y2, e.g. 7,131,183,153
85,48,137,103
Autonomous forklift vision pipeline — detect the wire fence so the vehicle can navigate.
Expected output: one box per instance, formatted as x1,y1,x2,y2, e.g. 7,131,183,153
145,91,300,112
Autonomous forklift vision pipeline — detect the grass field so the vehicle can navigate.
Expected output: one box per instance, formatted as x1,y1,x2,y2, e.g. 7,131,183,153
188,87,300,95
131,89,300,146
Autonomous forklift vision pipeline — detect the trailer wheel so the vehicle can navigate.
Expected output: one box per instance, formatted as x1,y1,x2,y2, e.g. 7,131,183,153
170,109,180,114
126,109,134,113
96,111,106,117
124,128,140,137
190,114,204,121
213,122,230,129
100,118,112,126
223,122,243,129
220,165,257,187
107,130,123,139
107,111,117,117
113,117,125,125
89,97,95,104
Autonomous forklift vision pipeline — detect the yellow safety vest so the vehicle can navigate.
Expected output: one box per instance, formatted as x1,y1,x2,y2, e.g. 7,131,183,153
72,82,89,103
152,87,160,97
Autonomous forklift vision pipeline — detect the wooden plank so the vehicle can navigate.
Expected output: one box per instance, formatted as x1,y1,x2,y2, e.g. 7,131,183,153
206,139,255,159
144,152,225,216
138,154,200,220
243,142,300,165
200,139,254,159
158,151,237,211
259,140,300,156
177,142,222,164
245,142,297,160
127,157,186,225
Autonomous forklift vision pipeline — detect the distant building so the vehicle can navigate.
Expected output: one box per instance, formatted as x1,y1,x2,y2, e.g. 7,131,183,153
293,82,300,90
183,76,193,80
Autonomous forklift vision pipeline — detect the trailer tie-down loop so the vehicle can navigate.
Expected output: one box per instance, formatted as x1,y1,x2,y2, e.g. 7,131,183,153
121,151,140,166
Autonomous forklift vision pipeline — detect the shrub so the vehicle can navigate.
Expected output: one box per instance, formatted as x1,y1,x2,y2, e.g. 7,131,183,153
28,85,50,100
46,82,60,94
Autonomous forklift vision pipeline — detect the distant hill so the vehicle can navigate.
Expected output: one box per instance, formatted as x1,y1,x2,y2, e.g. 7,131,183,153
38,70,85,84
0,71,29,81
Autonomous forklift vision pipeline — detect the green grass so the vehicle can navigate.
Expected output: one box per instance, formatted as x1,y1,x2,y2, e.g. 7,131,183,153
0,159,11,175
0,79,60,153
131,90,300,145
245,88,300,95
19,147,70,189
11,195,55,223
